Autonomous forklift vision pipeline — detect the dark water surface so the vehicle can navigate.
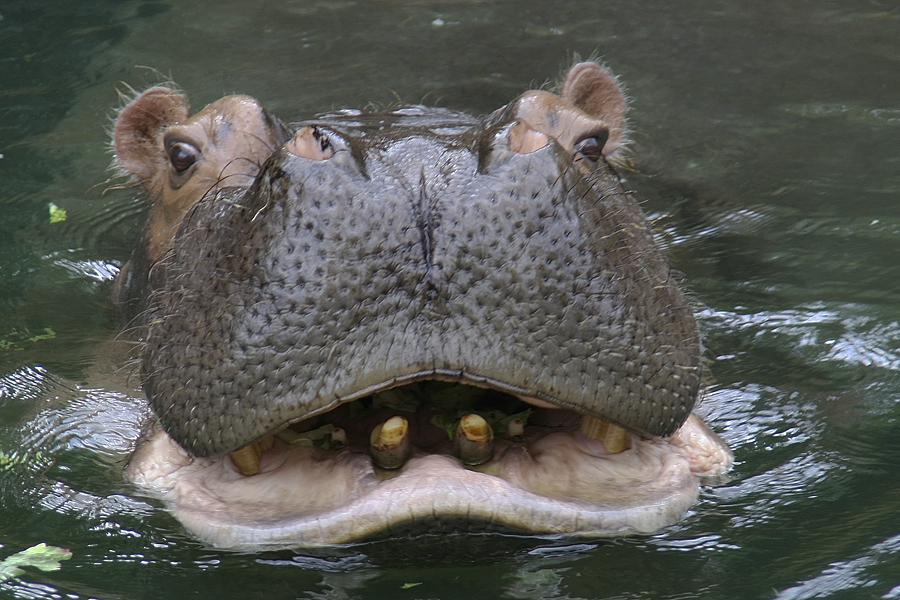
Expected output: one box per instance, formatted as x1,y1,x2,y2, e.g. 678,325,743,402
1,1,899,598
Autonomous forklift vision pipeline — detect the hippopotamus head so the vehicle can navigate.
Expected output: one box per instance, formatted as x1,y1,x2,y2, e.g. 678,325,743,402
114,63,731,550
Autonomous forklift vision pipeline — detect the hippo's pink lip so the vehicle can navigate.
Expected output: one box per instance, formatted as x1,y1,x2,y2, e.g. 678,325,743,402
126,403,732,549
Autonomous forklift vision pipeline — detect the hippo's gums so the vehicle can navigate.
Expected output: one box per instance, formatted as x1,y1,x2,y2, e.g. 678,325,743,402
112,62,732,550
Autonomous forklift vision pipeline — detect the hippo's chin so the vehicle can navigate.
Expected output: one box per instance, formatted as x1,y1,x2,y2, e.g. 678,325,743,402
126,404,730,550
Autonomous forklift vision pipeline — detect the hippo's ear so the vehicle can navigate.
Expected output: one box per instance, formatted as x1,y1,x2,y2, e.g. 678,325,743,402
114,86,190,190
561,63,627,156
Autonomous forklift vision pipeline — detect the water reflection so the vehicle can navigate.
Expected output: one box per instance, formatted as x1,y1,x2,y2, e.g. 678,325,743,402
701,304,900,372
774,532,900,600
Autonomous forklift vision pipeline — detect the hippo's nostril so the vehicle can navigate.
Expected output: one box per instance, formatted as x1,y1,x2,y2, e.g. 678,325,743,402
285,126,335,161
311,126,330,152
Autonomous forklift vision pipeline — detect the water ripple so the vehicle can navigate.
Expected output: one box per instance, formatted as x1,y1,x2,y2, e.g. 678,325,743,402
700,304,900,371
773,531,900,599
21,388,149,457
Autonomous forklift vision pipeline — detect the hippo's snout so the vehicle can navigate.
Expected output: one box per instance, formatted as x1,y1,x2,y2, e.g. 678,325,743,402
141,98,700,459
117,62,730,549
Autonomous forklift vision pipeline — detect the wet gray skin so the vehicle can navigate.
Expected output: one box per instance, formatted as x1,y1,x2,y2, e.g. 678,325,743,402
120,63,731,549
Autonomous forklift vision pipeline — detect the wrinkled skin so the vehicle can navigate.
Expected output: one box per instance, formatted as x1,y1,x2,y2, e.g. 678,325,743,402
114,63,732,550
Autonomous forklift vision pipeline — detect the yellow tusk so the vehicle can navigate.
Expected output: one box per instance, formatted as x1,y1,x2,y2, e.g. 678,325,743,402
229,435,274,476
369,416,412,469
456,413,494,466
580,415,632,454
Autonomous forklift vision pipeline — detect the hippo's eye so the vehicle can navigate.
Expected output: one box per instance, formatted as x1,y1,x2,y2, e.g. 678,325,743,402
168,141,200,174
573,130,609,163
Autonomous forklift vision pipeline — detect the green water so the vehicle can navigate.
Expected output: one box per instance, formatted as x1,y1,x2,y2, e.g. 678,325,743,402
1,0,899,598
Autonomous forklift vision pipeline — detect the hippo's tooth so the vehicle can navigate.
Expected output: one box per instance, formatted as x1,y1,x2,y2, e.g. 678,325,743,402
456,413,494,466
330,427,347,449
229,435,274,476
506,417,525,442
580,416,632,454
369,416,412,470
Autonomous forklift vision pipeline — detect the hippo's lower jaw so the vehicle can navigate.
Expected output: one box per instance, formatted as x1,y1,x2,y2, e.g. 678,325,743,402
126,384,731,550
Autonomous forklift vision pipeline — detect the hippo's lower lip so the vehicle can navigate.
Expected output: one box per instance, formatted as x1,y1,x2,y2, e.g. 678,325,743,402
127,382,731,550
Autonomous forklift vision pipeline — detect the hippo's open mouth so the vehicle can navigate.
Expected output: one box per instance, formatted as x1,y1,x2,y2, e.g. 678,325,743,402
128,381,730,550
115,62,732,549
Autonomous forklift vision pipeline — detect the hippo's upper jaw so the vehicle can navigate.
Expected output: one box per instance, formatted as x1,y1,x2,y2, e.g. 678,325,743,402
119,63,732,550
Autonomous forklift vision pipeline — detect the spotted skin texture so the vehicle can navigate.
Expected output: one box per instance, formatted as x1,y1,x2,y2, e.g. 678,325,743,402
141,104,700,458
116,63,732,549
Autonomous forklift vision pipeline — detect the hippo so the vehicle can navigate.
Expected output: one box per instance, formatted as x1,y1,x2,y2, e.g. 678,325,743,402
112,62,732,550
